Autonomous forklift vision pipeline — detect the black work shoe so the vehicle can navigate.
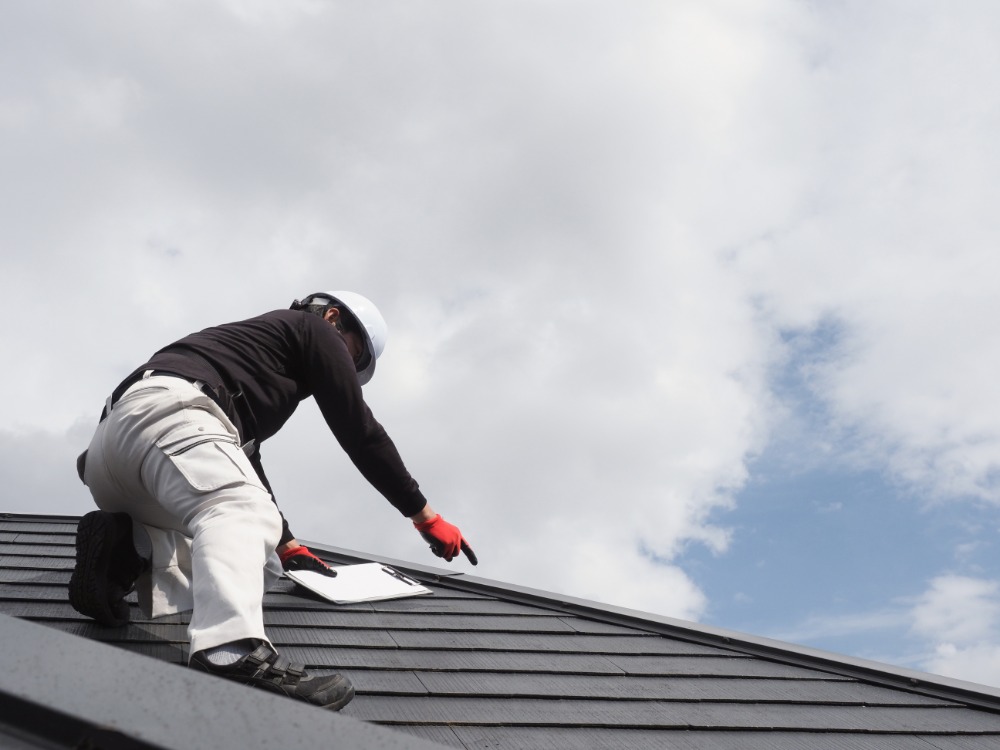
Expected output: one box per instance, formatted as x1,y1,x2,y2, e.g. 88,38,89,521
69,511,149,627
190,643,355,711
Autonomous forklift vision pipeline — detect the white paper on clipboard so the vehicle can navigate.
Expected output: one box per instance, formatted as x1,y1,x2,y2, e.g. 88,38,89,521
285,562,432,604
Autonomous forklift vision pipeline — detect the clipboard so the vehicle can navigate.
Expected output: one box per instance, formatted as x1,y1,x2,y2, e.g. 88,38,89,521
285,562,432,604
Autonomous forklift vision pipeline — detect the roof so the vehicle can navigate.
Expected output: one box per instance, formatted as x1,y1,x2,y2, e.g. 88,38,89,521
3,512,1000,749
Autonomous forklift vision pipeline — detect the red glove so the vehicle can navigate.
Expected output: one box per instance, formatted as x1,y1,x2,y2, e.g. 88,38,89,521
279,545,337,577
413,514,478,565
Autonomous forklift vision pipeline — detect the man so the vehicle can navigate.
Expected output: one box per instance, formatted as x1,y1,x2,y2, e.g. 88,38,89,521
70,291,476,711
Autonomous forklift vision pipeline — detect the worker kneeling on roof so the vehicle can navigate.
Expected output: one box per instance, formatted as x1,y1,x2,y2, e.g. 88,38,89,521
70,291,476,711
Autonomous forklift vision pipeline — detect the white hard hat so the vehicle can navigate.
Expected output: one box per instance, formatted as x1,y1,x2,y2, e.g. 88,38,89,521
297,290,387,385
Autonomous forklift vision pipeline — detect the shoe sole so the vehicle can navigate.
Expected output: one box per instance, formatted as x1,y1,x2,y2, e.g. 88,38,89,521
320,682,355,712
257,679,355,711
190,655,356,711
69,511,132,627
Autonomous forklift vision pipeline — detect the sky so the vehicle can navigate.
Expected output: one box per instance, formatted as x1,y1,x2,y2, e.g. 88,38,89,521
2,0,999,689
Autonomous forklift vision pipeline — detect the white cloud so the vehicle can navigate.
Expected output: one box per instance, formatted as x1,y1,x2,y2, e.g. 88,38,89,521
912,576,1000,644
769,608,910,645
215,0,325,28
921,643,1000,689
49,71,143,133
0,422,95,517
3,0,1000,637
910,575,1000,687
727,1,1000,503
764,574,1000,688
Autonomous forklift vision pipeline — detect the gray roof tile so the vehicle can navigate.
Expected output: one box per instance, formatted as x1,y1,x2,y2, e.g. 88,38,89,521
3,512,1000,750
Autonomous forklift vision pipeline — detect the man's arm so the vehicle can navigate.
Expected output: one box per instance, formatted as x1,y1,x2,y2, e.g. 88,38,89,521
278,502,477,566
300,316,477,564
277,504,434,553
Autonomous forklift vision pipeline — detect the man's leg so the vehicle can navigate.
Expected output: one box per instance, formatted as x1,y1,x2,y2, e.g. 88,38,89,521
141,453,282,654
77,377,353,709
68,508,149,627
138,387,353,709
78,377,281,644
71,407,158,627
99,378,284,652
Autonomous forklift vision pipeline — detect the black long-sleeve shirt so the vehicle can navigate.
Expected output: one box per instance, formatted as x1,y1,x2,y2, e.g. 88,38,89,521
119,309,427,543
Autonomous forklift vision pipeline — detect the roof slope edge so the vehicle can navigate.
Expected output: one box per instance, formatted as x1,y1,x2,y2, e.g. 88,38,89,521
303,539,1000,715
0,612,449,750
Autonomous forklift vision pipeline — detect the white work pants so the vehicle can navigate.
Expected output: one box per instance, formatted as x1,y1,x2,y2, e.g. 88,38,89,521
84,375,284,656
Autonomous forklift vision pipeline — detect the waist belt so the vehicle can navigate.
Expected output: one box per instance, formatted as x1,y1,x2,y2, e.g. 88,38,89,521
82,371,256,483
100,370,219,422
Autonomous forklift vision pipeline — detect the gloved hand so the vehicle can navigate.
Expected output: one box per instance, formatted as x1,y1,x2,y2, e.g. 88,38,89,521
413,514,478,565
279,545,337,577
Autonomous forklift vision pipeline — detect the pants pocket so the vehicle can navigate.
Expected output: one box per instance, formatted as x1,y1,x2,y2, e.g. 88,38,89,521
165,439,261,492
156,419,237,455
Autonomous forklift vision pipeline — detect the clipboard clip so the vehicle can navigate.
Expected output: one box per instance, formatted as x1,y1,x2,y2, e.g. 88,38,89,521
381,566,420,586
